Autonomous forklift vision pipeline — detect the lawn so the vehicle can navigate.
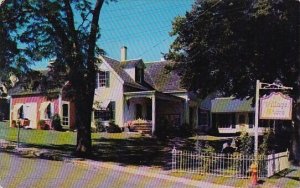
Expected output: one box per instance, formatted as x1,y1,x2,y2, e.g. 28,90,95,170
1,121,299,187
0,121,191,168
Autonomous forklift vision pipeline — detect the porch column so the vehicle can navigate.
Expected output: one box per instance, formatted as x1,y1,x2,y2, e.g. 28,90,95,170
184,97,189,124
151,95,156,134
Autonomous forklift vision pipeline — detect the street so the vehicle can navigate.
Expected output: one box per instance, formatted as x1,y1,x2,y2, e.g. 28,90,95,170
0,152,229,188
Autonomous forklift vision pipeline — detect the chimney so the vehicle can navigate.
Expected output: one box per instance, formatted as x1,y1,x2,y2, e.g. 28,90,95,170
121,46,127,62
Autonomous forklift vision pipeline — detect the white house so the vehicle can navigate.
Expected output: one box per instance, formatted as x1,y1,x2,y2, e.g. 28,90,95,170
91,47,200,133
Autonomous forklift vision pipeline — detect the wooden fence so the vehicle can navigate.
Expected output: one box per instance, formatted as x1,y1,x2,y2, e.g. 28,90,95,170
171,148,289,179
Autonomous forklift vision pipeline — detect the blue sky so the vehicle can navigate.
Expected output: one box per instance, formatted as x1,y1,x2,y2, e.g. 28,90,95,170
33,0,194,68
99,0,193,62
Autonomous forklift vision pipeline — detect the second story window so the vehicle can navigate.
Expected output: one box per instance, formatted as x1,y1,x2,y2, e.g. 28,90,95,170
135,67,144,84
96,71,110,88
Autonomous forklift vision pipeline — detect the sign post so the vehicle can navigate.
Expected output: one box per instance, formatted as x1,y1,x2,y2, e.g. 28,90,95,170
254,80,293,162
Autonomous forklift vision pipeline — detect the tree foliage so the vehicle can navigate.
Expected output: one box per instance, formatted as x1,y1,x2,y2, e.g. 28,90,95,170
1,0,114,156
166,0,299,99
167,0,300,162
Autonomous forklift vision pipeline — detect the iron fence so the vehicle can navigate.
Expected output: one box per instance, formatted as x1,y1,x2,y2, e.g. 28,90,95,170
171,147,289,179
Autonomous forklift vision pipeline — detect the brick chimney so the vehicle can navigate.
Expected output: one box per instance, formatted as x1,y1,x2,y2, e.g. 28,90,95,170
121,46,127,62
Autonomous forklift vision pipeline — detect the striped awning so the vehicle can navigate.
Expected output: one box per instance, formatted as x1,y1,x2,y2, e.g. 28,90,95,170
211,98,254,113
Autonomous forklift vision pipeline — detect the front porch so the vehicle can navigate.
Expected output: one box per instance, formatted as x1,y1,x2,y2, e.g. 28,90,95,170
124,90,186,134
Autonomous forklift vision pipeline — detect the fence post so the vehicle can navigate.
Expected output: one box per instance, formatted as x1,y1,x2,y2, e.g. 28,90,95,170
172,146,176,171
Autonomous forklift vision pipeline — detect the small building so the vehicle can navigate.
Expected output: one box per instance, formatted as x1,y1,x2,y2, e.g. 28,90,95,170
8,74,75,129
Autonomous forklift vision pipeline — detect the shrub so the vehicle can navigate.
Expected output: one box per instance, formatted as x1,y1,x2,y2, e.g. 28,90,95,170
51,114,62,131
237,130,253,155
154,118,173,139
39,120,50,130
259,129,275,155
177,123,195,137
38,120,45,129
106,122,122,133
95,119,106,132
207,126,219,136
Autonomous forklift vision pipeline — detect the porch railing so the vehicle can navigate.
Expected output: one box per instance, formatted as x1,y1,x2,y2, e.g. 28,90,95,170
171,148,289,179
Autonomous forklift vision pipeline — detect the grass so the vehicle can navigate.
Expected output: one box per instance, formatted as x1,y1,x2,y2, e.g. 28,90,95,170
1,121,299,187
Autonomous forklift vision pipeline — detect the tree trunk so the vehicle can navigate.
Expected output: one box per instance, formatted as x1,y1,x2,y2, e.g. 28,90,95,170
292,102,300,165
72,67,96,157
75,92,94,157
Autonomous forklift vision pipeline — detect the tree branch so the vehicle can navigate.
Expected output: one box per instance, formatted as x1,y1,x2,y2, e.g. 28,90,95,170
63,0,81,58
87,0,104,70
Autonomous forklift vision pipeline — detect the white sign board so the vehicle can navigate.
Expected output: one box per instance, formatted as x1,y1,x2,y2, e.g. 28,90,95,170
260,92,292,120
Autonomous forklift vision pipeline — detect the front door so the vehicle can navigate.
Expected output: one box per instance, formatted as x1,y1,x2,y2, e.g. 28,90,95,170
62,102,69,128
23,103,37,128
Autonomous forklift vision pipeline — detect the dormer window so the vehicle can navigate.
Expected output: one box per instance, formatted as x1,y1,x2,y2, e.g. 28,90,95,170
96,71,110,88
135,67,144,84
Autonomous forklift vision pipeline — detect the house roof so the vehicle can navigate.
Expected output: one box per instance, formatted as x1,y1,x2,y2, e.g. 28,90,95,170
211,97,254,113
8,70,63,97
145,61,185,92
120,59,144,69
102,56,149,91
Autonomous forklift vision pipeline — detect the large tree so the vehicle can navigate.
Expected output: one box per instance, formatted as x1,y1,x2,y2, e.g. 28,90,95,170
166,0,300,163
1,0,112,156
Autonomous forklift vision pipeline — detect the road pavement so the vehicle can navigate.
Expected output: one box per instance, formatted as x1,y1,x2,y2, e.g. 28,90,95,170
0,152,232,188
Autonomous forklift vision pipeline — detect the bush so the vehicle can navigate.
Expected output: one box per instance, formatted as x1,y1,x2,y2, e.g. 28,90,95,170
38,120,50,130
51,114,62,131
177,123,195,137
207,126,219,136
237,130,253,155
106,122,122,133
95,119,107,132
154,118,174,139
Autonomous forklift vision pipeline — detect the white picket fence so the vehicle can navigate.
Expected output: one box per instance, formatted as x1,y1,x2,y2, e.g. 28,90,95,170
171,148,289,178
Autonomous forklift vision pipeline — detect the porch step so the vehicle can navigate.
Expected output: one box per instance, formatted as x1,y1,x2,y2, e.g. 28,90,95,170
131,124,152,135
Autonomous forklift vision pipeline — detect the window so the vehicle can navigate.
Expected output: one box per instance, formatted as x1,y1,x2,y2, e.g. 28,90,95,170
135,67,144,83
248,113,254,128
96,71,110,88
238,114,246,124
216,113,235,128
94,101,115,121
45,103,52,119
18,105,24,119
198,110,209,126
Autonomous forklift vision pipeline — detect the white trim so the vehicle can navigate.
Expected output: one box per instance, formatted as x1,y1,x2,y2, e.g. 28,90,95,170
61,101,70,127
98,56,124,85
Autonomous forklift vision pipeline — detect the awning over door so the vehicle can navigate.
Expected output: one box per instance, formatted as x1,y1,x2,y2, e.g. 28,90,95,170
211,98,254,113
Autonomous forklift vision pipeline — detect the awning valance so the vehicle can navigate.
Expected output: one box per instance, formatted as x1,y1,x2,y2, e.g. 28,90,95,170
211,98,254,113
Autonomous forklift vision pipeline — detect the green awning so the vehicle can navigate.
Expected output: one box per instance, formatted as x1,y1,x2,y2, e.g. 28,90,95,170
211,98,254,113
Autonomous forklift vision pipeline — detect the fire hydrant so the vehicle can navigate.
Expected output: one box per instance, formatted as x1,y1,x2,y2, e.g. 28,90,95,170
250,163,258,186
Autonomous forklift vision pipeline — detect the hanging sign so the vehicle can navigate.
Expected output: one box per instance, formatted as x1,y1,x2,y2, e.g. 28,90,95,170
260,92,292,120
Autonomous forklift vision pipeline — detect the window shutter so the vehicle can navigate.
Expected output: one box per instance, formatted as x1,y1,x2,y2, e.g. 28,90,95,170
95,73,98,88
50,103,54,118
110,101,115,121
106,71,110,87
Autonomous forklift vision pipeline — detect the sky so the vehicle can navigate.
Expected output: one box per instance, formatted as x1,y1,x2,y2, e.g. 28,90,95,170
33,0,194,69
98,0,194,62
